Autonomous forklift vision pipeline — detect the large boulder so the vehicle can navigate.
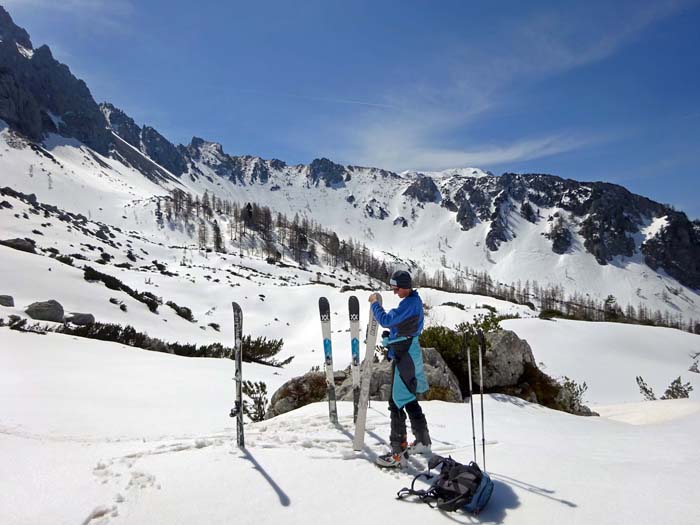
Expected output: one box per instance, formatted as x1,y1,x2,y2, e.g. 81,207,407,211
0,295,14,307
65,312,95,325
266,372,328,419
25,299,64,322
0,238,36,254
335,347,461,403
481,330,536,389
481,329,597,416
267,347,462,419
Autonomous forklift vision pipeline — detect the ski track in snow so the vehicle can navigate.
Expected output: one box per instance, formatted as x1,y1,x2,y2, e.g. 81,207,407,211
81,409,475,522
85,437,224,524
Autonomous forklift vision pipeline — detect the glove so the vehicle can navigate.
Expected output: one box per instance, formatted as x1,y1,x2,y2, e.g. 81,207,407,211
387,347,395,361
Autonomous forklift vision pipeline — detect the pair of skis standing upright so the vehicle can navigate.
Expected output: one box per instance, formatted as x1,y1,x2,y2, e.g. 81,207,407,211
227,296,380,451
229,296,490,472
320,295,490,471
319,294,380,451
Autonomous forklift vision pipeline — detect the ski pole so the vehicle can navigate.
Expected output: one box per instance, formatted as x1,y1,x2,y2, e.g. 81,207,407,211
464,331,477,463
477,329,486,471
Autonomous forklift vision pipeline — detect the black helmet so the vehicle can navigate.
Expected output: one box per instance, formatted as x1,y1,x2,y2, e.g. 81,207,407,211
389,270,412,289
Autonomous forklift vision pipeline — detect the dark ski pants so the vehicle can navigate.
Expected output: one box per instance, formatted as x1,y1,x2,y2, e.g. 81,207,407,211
388,397,431,454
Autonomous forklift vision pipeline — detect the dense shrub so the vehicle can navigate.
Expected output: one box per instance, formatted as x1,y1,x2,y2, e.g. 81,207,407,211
442,301,465,310
539,309,565,319
84,266,122,290
421,315,589,415
83,266,161,312
423,385,456,401
53,321,292,367
560,376,588,412
636,375,694,400
419,313,503,395
242,381,268,422
166,301,195,322
420,325,469,393
59,255,75,266
240,335,292,366
662,377,693,399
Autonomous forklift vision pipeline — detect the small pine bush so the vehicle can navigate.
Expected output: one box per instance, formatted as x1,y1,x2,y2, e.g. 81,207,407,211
661,377,693,399
242,380,268,422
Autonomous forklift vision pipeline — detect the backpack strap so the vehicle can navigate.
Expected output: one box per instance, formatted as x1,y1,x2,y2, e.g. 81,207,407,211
397,472,447,508
435,492,473,512
396,472,433,500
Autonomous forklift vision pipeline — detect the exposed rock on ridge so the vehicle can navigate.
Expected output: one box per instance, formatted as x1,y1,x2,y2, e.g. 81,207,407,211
0,6,111,153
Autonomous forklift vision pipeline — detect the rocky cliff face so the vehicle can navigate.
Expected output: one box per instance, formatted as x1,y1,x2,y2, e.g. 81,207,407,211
403,174,441,203
0,7,111,154
641,212,700,289
307,157,347,188
1,5,698,292
100,103,187,176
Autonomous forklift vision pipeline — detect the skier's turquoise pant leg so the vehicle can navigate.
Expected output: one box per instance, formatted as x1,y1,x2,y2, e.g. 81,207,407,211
392,338,428,409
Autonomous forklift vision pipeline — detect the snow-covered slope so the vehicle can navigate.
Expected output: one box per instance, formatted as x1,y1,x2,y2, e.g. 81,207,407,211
2,320,699,525
2,121,699,325
1,0,699,326
502,318,700,405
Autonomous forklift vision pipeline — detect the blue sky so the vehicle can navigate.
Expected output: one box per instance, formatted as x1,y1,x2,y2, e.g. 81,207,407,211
6,0,700,217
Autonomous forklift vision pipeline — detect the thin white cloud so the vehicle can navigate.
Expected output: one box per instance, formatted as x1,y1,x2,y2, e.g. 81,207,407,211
310,0,697,172
342,124,605,173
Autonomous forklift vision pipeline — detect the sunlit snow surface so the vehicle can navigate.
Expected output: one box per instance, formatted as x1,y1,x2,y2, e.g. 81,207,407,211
2,313,700,524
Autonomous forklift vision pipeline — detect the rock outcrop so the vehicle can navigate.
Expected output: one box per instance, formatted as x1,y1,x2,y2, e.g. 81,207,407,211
403,175,441,203
0,6,112,153
267,347,462,419
481,330,536,389
0,295,14,307
25,299,64,322
0,237,36,254
65,312,95,326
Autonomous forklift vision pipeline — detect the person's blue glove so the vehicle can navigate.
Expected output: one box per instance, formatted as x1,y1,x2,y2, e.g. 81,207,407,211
381,331,391,348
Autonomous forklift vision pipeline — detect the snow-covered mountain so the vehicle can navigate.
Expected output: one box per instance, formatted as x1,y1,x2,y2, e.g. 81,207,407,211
2,6,700,524
1,3,699,329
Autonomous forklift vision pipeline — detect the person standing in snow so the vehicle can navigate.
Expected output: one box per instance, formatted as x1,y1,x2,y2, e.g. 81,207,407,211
369,270,432,468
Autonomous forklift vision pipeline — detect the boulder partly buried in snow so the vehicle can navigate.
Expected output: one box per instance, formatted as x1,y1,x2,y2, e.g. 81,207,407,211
25,299,64,323
481,329,598,417
266,372,328,419
0,295,14,307
65,312,95,326
267,347,462,419
335,347,462,403
481,329,536,389
0,238,37,254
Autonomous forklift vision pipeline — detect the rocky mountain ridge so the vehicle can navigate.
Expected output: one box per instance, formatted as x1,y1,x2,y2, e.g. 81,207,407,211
0,5,698,292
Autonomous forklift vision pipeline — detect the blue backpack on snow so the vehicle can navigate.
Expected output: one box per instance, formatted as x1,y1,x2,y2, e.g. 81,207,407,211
396,455,494,514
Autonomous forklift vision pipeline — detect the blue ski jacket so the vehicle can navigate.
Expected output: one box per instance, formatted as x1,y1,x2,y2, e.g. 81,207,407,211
371,291,428,408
